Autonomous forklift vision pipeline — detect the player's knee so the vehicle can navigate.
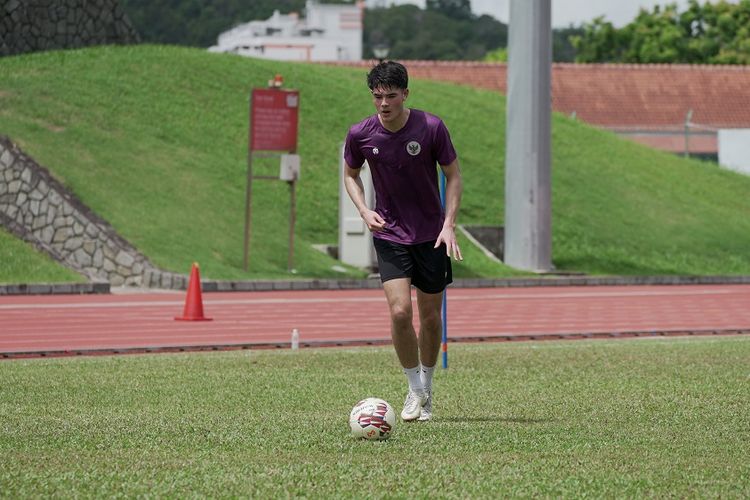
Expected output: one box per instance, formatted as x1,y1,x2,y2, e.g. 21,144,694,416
390,303,412,326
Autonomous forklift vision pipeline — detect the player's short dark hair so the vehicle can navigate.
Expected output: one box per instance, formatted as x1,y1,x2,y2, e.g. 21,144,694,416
367,61,408,91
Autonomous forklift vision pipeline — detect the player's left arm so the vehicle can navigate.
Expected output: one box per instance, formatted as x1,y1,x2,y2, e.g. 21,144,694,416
436,158,463,261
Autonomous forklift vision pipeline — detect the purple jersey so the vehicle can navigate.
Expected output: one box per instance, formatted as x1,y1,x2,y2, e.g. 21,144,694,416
344,109,457,244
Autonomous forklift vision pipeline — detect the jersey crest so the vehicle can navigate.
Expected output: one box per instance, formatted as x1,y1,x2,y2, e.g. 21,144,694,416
406,141,421,156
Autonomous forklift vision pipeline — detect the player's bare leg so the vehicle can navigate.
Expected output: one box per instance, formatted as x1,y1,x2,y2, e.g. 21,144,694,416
415,289,444,421
382,278,418,368
382,278,427,420
416,289,443,367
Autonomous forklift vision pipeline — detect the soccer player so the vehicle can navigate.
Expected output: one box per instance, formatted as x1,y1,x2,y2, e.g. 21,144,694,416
343,61,463,422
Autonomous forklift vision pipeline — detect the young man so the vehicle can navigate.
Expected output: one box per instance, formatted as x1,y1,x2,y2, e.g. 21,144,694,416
343,61,463,422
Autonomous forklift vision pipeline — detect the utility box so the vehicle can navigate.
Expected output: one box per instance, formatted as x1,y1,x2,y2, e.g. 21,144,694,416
718,129,750,176
339,144,377,270
279,154,300,181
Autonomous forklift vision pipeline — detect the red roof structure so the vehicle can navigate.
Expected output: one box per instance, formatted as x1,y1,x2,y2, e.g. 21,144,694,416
328,60,750,155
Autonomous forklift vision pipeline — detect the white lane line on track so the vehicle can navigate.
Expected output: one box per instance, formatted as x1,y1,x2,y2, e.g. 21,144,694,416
4,322,747,345
0,319,391,337
6,325,748,351
4,319,748,338
0,328,395,346
0,288,742,311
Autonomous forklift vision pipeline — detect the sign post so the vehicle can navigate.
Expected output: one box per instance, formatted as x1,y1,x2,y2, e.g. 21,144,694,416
244,77,300,271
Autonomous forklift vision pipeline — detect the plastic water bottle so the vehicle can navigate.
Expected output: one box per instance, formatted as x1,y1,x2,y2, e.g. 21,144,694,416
291,328,299,350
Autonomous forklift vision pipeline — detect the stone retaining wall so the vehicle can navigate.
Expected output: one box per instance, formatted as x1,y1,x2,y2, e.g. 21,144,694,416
0,135,184,287
1,0,139,57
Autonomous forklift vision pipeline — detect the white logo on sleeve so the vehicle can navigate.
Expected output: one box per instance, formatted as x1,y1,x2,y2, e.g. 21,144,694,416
406,141,421,156
373,147,379,155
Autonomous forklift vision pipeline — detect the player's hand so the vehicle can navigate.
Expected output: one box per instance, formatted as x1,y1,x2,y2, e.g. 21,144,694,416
362,210,386,232
436,226,463,261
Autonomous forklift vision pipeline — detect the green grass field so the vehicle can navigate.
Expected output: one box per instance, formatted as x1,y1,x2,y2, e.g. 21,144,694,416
1,337,748,497
2,45,750,284
0,226,84,283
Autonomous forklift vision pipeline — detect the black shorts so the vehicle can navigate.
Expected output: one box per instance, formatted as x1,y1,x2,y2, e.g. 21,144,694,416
373,238,453,294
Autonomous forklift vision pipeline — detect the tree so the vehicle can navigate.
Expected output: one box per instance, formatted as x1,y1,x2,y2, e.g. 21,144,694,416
553,25,584,62
120,0,307,47
571,0,750,64
483,47,507,62
121,0,508,60
425,0,473,21
363,4,507,61
483,26,583,63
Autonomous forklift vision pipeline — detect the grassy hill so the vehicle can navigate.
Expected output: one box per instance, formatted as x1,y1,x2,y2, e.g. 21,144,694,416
1,45,750,283
0,226,84,283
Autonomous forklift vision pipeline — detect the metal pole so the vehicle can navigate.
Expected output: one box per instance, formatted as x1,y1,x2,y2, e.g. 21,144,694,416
440,170,448,369
244,92,255,272
684,109,693,158
504,0,552,272
288,178,296,272
243,152,253,272
441,289,448,369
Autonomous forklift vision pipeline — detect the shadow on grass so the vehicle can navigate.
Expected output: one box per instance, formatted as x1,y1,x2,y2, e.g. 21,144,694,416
439,416,550,424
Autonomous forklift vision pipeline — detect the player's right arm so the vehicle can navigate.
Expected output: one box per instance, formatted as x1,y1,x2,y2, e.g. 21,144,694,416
343,163,385,232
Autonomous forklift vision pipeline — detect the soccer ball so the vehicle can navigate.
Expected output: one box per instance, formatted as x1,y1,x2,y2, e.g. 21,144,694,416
349,397,396,440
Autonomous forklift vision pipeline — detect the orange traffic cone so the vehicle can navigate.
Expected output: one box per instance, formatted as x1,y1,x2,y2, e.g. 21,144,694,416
175,263,212,321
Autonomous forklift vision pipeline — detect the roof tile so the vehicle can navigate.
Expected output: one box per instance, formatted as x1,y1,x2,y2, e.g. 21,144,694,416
327,60,750,131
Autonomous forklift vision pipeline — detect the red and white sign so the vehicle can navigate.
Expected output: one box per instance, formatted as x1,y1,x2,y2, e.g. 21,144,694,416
250,88,299,152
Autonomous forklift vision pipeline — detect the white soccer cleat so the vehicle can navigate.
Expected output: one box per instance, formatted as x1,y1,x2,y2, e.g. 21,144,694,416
418,390,432,421
401,389,428,421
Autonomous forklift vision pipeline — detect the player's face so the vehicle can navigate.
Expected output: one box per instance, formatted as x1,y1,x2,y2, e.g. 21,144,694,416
371,86,408,126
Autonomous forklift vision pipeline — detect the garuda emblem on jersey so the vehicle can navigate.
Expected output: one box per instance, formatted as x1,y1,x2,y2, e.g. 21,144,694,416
406,141,421,156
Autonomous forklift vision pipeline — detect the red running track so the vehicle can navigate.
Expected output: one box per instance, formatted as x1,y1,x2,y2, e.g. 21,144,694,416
1,284,750,357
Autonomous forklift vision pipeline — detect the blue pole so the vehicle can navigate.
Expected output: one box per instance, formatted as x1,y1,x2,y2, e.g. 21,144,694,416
440,171,448,369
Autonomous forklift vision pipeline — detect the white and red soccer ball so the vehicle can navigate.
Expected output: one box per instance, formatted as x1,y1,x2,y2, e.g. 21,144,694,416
349,397,396,440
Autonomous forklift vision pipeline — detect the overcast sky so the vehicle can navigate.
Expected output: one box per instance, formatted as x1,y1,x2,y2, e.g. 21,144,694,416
473,0,697,27
384,1,734,28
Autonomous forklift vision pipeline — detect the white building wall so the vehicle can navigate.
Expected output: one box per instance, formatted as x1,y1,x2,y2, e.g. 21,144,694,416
718,129,750,176
209,1,363,62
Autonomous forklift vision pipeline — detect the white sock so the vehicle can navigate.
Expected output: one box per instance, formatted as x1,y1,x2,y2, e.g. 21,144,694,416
403,365,424,393
421,364,436,391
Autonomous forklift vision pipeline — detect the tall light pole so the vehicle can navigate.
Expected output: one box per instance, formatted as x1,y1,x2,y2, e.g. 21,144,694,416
372,43,389,63
504,0,552,272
